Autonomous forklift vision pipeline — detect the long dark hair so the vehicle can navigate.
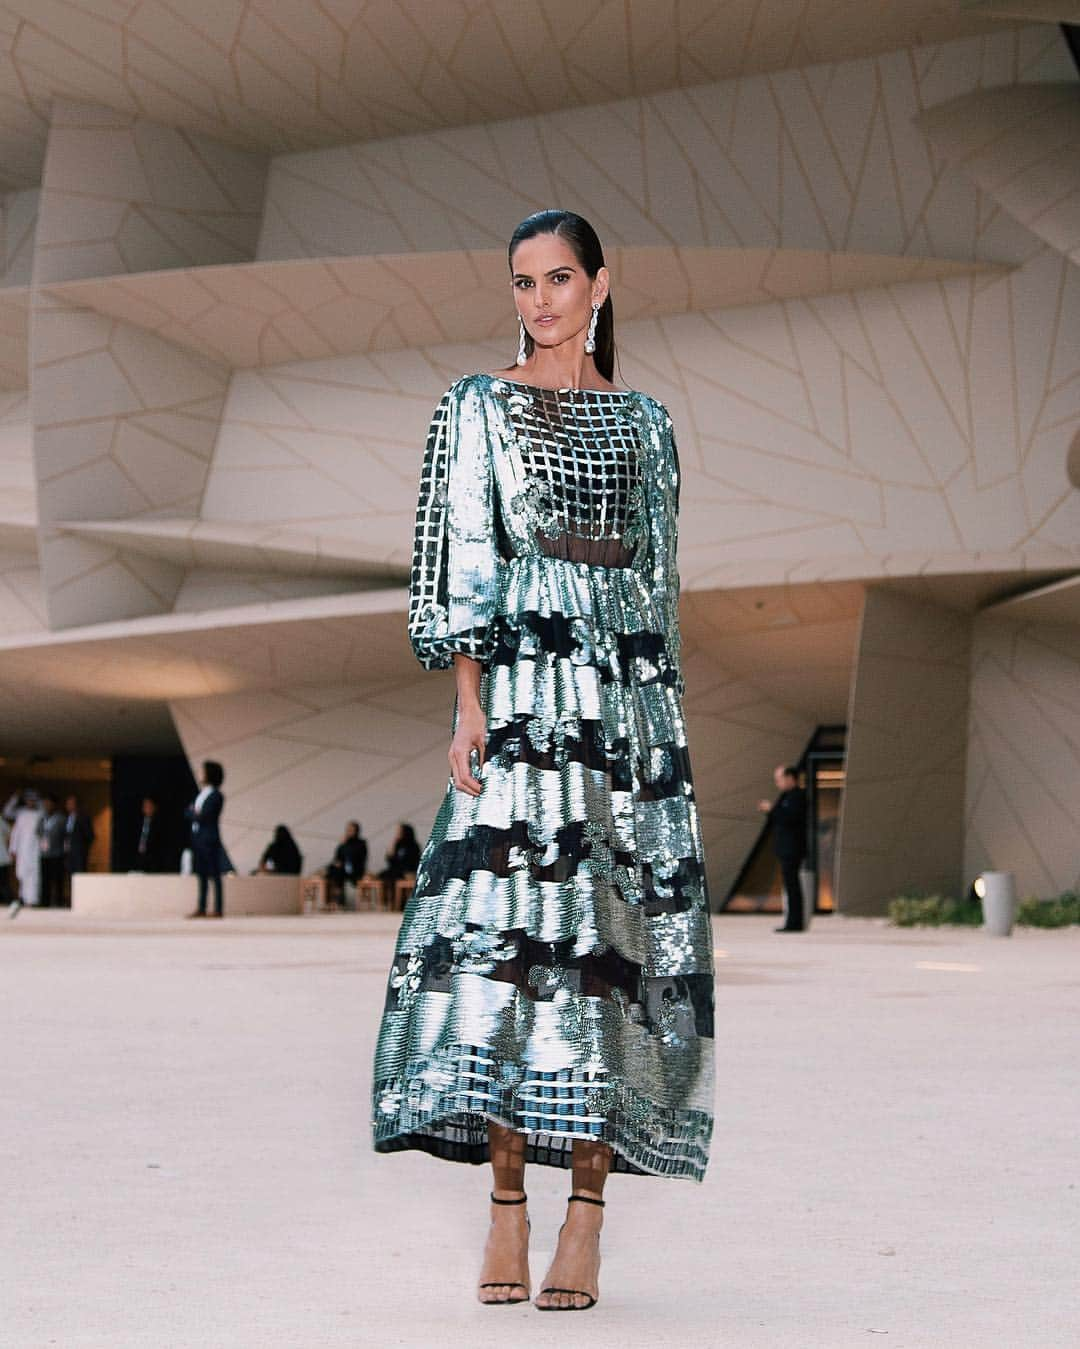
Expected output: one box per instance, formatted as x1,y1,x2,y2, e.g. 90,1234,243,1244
508,210,615,381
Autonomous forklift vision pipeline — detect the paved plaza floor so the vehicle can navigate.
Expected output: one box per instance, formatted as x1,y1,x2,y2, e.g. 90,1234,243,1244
2,909,1077,1348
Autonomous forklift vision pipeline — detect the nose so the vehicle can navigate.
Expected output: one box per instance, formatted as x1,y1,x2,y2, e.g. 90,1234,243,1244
533,283,550,309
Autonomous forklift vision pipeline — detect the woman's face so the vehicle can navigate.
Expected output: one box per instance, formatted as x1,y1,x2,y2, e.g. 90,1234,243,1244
510,233,607,356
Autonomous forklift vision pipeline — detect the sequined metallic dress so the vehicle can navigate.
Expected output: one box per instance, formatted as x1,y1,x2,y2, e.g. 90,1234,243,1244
371,373,713,1182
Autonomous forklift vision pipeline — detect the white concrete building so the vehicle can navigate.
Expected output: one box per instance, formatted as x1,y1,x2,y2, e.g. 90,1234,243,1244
0,3,1078,911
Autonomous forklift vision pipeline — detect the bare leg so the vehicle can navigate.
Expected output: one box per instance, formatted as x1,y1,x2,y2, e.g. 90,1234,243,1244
477,1123,530,1304
535,1139,610,1310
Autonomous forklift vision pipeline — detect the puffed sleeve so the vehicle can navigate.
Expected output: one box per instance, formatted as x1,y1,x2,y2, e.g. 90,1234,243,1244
408,377,501,671
645,401,685,697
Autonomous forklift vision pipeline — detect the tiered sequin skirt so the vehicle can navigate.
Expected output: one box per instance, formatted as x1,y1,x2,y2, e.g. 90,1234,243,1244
372,554,714,1181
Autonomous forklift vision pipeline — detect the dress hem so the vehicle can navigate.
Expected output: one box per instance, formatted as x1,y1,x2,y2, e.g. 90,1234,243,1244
373,1109,707,1183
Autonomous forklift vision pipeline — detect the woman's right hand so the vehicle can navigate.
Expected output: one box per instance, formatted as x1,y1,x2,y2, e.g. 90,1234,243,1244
449,702,487,797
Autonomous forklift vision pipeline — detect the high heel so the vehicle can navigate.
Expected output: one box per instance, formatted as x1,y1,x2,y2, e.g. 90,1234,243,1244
536,1193,604,1311
478,1192,530,1305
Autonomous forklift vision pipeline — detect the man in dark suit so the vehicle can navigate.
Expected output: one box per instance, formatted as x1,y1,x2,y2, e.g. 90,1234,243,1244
186,761,226,919
63,794,95,898
758,765,809,933
135,796,167,873
324,820,368,901
37,795,68,908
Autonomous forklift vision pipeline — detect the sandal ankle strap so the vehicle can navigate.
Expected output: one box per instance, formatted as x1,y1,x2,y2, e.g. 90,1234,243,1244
568,1193,605,1207
490,1191,527,1205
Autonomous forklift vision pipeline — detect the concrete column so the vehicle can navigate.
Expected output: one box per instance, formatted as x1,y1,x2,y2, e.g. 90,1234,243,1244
835,587,971,915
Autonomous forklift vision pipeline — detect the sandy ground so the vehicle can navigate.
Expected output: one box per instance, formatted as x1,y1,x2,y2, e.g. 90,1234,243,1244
2,908,1078,1349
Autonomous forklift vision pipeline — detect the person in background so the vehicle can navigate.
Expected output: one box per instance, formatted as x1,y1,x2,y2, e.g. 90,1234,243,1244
6,791,43,914
63,794,95,899
256,824,303,876
758,764,810,933
378,823,420,891
186,761,225,919
324,820,368,899
1,810,13,914
135,796,167,872
37,794,68,909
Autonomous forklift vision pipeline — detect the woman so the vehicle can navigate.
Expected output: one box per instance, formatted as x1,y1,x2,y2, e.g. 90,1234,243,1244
186,761,225,919
378,823,420,884
372,210,714,1310
256,824,303,876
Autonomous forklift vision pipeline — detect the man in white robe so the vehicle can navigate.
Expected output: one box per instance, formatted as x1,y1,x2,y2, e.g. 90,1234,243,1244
6,792,44,912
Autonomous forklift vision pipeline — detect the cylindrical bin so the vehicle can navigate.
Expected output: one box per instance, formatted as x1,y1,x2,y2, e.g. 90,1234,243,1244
798,866,815,930
978,871,1017,936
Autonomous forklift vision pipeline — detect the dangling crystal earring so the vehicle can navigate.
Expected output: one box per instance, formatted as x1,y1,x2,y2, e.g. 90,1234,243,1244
584,302,600,355
516,315,528,367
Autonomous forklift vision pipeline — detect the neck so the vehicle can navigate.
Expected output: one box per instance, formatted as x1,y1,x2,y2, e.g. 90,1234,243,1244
521,345,601,390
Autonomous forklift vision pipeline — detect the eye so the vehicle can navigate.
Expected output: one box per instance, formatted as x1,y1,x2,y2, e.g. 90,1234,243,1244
513,278,533,289
552,272,572,284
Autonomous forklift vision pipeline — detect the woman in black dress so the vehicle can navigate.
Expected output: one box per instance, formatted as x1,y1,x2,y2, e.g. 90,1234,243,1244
256,825,303,876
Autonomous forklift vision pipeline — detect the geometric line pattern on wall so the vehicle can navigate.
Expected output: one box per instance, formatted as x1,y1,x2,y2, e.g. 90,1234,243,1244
35,100,268,286
54,517,409,583
1,187,38,285
257,27,1074,268
30,295,230,628
190,241,1080,596
0,285,28,389
42,248,1008,368
916,82,1080,265
0,2,1033,191
0,388,32,539
623,250,1080,587
836,587,972,915
965,608,1080,897
962,3,1080,21
169,678,455,882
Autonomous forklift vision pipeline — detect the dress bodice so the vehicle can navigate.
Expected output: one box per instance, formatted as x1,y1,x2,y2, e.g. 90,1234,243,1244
408,372,682,690
488,379,645,568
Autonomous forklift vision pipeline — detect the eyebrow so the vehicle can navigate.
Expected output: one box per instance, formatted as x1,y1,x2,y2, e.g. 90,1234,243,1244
511,265,578,279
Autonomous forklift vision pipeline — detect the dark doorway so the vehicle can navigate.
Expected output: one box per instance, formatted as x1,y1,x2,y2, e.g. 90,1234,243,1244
722,726,846,915
111,755,197,874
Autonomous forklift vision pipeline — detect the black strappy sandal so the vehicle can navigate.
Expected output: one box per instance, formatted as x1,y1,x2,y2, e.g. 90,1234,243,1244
478,1192,530,1306
536,1193,604,1312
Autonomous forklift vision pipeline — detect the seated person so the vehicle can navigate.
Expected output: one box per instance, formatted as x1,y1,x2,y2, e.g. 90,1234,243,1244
325,821,368,896
377,823,421,901
255,824,303,876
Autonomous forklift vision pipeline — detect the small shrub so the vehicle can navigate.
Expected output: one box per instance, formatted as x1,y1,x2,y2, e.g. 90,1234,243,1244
889,888,1080,928
888,894,980,927
1017,893,1080,928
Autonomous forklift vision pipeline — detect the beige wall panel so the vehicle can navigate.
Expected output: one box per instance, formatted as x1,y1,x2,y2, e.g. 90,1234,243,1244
170,678,454,877
201,244,1080,594
0,547,45,634
917,83,1080,265
0,389,32,527
0,6,1052,193
171,570,361,613
836,589,972,914
1,188,37,285
34,101,268,285
257,28,1068,266
30,293,230,627
965,614,1080,896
